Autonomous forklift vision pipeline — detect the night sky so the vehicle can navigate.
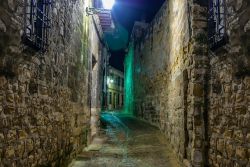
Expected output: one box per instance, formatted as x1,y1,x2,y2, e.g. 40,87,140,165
108,0,165,71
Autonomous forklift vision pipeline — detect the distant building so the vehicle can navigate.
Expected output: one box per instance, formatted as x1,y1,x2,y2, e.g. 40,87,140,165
106,66,124,110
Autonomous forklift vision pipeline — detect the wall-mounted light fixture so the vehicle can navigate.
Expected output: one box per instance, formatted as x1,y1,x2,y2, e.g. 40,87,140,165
86,0,115,15
107,77,114,85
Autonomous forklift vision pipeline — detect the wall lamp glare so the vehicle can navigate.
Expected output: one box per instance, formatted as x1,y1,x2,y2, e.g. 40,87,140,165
102,0,115,10
107,77,114,85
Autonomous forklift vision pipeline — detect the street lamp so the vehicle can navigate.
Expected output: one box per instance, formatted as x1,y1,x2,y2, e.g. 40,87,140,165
86,0,115,15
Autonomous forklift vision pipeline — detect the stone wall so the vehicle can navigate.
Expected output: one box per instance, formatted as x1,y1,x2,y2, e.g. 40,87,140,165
207,0,250,166
132,0,250,166
89,15,104,140
132,0,199,165
132,0,208,166
0,0,96,166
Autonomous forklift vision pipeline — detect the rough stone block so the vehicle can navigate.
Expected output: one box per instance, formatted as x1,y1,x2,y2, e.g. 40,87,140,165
0,19,6,32
192,149,203,164
236,146,247,160
192,83,204,97
226,142,235,158
216,139,225,154
6,90,14,103
5,146,15,158
18,130,28,140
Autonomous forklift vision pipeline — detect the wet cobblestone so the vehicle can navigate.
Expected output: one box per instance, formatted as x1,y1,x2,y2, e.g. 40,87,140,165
69,112,181,167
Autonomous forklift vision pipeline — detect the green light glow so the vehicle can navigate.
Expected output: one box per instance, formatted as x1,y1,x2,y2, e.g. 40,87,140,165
124,42,134,115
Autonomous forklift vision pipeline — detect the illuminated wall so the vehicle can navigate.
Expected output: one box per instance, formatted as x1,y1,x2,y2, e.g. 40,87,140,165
124,42,134,115
131,0,205,166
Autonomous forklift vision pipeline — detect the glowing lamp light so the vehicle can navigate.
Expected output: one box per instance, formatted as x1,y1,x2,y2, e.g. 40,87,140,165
107,77,114,85
102,0,115,10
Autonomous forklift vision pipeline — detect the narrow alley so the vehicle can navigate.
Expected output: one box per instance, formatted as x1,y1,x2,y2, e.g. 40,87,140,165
0,0,249,166
70,112,180,167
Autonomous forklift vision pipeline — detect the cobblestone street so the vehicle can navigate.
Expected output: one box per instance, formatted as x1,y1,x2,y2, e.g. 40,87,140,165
69,112,181,167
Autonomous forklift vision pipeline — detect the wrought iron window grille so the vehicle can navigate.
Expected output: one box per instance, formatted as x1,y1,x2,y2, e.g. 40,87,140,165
208,0,227,51
23,0,52,52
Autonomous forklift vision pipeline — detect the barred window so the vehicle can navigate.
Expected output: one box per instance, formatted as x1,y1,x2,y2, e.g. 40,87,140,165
208,0,227,50
23,0,52,52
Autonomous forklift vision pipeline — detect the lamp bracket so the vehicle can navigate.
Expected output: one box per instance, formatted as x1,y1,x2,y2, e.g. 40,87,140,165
86,7,111,16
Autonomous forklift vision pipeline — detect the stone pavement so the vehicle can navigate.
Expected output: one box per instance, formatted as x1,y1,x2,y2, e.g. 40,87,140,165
69,112,181,167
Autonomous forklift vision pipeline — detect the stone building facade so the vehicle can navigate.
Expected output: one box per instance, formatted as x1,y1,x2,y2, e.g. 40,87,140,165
131,0,250,166
0,0,107,166
106,66,124,110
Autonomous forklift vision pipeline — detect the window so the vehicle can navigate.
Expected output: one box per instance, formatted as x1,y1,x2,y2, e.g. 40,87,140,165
113,75,116,85
117,93,120,106
115,76,118,85
23,0,52,52
208,0,227,50
121,94,123,105
113,93,116,107
117,76,120,86
109,92,112,105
